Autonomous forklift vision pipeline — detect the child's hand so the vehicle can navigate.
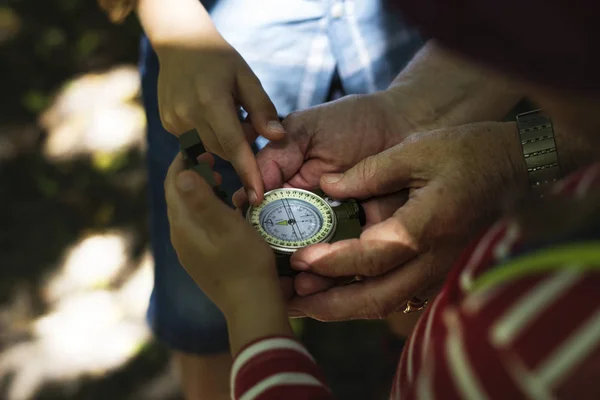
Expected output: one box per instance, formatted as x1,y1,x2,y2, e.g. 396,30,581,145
165,153,282,318
155,33,285,204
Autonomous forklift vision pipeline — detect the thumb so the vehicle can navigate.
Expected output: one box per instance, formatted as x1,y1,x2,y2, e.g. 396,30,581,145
319,145,412,200
236,68,286,141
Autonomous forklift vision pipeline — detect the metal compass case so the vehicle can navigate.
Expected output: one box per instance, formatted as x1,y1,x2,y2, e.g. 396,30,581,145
179,131,365,276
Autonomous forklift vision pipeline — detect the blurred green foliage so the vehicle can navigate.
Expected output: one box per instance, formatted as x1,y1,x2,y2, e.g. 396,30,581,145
0,2,404,398
0,0,141,122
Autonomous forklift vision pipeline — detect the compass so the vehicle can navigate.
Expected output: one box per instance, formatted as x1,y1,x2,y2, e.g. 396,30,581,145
246,188,337,254
178,130,363,277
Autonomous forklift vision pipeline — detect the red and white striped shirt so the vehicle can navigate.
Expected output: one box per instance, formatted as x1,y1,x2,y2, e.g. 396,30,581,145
232,163,600,400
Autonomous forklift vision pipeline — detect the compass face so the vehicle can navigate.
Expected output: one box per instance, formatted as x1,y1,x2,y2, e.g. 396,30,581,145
246,188,337,254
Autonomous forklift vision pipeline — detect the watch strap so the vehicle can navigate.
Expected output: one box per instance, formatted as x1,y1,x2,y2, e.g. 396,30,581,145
312,189,364,242
516,110,562,195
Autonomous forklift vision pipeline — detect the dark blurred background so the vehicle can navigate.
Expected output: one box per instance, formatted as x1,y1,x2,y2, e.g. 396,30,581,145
0,1,403,399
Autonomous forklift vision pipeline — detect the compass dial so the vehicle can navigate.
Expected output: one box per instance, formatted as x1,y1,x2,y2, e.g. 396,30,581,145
246,188,337,254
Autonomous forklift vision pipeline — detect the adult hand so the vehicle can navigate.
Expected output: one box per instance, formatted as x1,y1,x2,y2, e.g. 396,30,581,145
232,92,428,207
287,122,529,321
156,31,285,204
229,41,523,207
229,90,440,302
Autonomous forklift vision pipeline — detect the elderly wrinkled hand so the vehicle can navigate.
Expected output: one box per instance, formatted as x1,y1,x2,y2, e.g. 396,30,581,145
232,92,422,207
287,122,529,321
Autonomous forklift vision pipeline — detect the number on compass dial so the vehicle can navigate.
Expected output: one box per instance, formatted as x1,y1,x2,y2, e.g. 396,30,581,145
247,188,337,253
260,199,322,242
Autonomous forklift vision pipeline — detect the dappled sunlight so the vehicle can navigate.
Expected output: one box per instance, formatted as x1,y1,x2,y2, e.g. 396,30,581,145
0,60,164,398
0,4,183,398
33,291,147,376
1,3,406,396
44,232,130,302
118,250,154,319
0,235,154,400
40,66,146,163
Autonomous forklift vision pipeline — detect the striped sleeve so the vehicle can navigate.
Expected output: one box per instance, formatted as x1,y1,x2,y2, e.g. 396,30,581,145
393,270,600,400
231,336,333,400
391,163,600,400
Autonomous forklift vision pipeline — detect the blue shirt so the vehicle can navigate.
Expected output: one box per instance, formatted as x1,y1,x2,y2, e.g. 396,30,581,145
196,0,424,147
139,0,425,355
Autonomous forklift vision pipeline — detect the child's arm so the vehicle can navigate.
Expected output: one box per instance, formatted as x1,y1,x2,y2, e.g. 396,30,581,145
98,0,283,205
98,0,214,33
165,153,334,398
231,335,333,400
226,290,333,399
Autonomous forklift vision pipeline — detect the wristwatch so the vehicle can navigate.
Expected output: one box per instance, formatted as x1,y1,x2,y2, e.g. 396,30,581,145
245,187,365,276
179,130,365,277
516,109,563,195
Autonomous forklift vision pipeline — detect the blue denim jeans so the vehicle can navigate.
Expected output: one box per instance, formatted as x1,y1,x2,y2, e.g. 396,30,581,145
140,35,351,354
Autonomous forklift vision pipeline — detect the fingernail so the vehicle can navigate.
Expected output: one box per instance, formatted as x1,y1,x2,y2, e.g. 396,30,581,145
176,173,196,192
267,120,286,134
291,261,309,271
322,173,343,184
248,189,258,204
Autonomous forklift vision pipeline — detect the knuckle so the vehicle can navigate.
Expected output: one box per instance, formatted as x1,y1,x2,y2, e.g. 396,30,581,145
281,110,316,140
360,251,382,277
172,102,193,120
196,90,227,108
238,66,263,87
188,193,212,215
160,112,182,134
317,293,345,322
360,252,377,276
282,110,302,130
200,135,218,153
219,132,243,154
360,156,381,195
285,110,301,122
159,111,174,131
245,75,264,94
362,293,394,320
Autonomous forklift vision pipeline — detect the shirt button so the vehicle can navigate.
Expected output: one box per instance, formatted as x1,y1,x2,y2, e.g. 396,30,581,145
331,2,344,19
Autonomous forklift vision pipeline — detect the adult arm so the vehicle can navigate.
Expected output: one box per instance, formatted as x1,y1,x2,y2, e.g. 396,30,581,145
164,154,334,399
384,40,524,130
289,117,600,321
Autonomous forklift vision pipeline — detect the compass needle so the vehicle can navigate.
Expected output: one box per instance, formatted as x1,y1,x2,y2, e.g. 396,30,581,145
283,198,303,240
246,188,342,256
180,132,358,277
245,188,362,277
